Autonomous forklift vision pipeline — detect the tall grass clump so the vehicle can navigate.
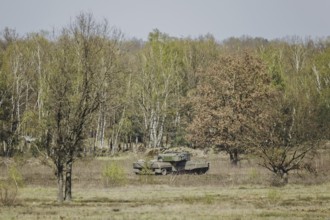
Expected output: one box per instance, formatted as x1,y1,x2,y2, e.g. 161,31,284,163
0,164,24,206
267,188,282,205
102,162,127,187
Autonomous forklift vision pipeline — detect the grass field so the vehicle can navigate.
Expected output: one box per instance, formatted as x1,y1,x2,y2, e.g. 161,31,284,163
1,151,330,220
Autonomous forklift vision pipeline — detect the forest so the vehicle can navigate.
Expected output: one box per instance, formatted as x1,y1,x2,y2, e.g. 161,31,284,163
1,13,330,219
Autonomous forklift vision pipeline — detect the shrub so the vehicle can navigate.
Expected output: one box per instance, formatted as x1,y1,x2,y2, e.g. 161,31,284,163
135,161,158,185
0,165,24,206
0,181,18,206
102,162,126,187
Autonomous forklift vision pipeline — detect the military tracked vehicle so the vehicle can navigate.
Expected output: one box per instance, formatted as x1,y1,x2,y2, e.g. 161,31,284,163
133,152,209,175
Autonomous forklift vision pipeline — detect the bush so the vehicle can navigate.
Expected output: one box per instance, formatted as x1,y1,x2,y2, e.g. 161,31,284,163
0,165,24,206
102,162,126,187
0,181,18,206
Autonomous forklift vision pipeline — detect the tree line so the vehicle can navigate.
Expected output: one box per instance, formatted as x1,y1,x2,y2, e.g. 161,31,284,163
1,13,330,201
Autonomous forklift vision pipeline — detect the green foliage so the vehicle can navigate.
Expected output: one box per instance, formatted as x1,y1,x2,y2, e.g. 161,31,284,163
102,162,127,187
181,194,215,205
269,54,285,90
267,189,282,205
0,76,11,143
0,164,24,206
8,165,24,187
170,128,189,147
139,161,154,175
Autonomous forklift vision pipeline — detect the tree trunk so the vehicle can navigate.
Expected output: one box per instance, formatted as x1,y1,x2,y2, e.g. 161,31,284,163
100,115,106,149
272,170,289,186
282,172,288,185
148,109,165,148
94,114,100,149
229,149,239,166
111,138,118,155
278,170,288,185
109,138,112,154
56,165,64,203
3,141,6,156
64,159,73,201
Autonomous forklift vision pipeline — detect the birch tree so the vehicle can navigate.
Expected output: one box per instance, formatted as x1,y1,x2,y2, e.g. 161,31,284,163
134,30,183,148
0,38,34,155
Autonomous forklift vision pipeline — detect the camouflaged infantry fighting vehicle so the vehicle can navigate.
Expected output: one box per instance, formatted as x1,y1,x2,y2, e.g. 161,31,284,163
133,152,209,175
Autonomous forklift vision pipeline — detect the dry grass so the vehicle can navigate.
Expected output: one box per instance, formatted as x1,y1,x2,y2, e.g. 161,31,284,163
1,150,330,219
1,184,330,219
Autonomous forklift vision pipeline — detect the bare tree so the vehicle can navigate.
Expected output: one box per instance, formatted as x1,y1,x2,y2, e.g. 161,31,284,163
39,13,121,202
256,96,319,185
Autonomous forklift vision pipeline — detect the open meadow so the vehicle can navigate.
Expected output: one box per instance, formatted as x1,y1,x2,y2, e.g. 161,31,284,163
1,151,330,220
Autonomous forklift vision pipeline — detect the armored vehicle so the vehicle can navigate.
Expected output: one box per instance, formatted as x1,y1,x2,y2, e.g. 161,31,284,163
133,152,209,175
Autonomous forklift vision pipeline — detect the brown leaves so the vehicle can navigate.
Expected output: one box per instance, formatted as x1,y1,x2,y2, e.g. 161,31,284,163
187,52,273,151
